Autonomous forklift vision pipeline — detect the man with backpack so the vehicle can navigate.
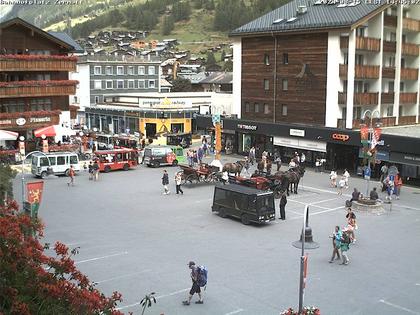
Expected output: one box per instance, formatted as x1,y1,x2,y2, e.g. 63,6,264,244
182,261,206,305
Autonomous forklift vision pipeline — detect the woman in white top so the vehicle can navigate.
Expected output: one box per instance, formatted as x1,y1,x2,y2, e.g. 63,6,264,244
330,170,338,187
343,169,350,189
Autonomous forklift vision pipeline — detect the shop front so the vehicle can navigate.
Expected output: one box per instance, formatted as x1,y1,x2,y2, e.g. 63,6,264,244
139,117,192,138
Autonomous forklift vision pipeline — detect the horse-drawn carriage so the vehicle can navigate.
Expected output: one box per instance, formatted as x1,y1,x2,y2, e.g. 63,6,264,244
230,175,283,198
179,163,221,185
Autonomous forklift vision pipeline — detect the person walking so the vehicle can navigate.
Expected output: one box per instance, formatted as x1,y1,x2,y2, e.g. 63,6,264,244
249,146,256,165
343,169,350,189
337,176,346,195
274,153,282,172
345,208,357,243
329,226,342,263
162,170,170,195
395,173,403,200
300,152,306,165
330,170,338,187
67,165,75,186
279,192,287,220
92,160,99,181
243,156,250,176
340,229,351,265
88,161,93,180
182,261,204,305
175,172,184,195
197,146,204,165
380,164,388,183
315,158,321,173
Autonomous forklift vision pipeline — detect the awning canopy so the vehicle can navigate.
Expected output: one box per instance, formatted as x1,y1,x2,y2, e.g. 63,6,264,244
34,125,77,138
34,125,57,137
0,130,19,141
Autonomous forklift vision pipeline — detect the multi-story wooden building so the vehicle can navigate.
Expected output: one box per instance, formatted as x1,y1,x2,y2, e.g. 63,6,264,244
0,17,80,144
231,2,420,128
198,2,420,181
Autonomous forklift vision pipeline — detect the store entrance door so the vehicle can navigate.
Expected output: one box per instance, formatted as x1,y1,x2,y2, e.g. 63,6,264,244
145,123,157,138
327,143,359,173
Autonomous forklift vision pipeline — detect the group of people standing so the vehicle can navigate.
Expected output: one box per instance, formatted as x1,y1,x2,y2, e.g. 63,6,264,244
329,169,350,195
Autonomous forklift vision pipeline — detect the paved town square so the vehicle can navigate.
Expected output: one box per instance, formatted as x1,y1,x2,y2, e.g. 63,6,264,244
14,155,420,315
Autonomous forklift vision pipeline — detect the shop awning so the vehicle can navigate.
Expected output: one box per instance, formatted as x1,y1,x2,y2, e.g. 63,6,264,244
34,125,76,138
0,130,19,141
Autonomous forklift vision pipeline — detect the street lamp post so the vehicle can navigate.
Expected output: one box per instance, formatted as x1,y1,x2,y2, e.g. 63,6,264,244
361,109,381,197
19,136,26,207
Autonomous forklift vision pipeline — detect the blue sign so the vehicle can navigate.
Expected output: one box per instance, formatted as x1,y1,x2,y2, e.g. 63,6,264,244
364,167,371,180
212,114,221,126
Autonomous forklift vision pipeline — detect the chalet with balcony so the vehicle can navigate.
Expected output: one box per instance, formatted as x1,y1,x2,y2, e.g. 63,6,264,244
0,17,80,143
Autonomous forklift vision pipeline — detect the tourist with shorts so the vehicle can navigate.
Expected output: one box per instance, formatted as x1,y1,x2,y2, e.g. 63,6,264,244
183,261,204,305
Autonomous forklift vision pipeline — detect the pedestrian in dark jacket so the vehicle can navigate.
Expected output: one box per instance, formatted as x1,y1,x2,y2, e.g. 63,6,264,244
279,192,287,220
162,170,170,195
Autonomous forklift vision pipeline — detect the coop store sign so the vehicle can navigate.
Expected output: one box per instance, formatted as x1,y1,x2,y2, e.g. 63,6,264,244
29,117,51,123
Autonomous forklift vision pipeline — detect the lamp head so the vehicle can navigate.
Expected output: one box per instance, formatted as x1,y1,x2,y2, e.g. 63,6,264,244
19,136,25,141
41,134,46,140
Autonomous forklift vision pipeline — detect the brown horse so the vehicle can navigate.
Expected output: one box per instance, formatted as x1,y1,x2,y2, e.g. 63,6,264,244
223,161,244,176
273,165,305,195
257,158,272,175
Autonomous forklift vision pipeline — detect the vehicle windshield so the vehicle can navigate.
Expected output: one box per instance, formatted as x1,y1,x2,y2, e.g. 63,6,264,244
257,196,274,212
31,156,38,166
144,149,152,157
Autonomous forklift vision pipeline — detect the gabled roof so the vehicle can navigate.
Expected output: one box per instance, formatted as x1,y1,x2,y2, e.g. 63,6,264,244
200,72,233,85
230,0,387,36
0,17,78,52
48,31,84,53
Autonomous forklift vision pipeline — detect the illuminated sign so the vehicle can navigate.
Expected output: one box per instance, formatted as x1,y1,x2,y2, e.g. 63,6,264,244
237,124,257,131
331,133,350,142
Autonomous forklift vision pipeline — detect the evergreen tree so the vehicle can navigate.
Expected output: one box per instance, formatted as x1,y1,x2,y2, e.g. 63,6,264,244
171,77,192,92
161,15,175,35
206,51,217,70
223,60,233,72
220,50,226,62
172,1,191,22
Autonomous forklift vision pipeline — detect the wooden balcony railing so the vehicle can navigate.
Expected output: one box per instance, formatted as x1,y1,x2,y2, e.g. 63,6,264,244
381,92,394,104
384,15,397,28
401,67,419,80
338,92,379,105
339,64,380,79
337,117,396,129
403,17,420,32
356,36,381,51
340,36,381,51
356,65,379,79
0,80,77,98
399,92,417,104
382,67,395,79
398,115,417,125
383,40,396,53
0,56,77,72
402,43,419,56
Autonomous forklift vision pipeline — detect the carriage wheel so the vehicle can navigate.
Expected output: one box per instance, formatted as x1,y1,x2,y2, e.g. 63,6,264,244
204,173,214,183
186,174,197,184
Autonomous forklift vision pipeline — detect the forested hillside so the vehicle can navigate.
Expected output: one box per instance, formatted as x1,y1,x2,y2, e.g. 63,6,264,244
5,0,289,39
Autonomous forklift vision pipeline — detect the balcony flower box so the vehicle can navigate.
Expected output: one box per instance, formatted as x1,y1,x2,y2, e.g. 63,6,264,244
0,80,79,88
0,110,62,120
0,54,78,61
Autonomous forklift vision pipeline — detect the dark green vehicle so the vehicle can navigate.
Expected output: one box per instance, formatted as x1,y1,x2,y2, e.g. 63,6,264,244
212,184,275,225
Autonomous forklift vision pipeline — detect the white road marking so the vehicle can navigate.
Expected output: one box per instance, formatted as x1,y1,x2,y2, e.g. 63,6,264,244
75,251,128,264
116,288,190,310
309,197,341,205
379,299,420,314
156,288,190,299
225,309,245,315
288,199,330,210
310,206,344,216
300,185,351,198
95,269,151,284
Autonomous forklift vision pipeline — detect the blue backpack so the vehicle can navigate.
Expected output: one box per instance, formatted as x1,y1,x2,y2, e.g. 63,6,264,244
197,266,208,287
